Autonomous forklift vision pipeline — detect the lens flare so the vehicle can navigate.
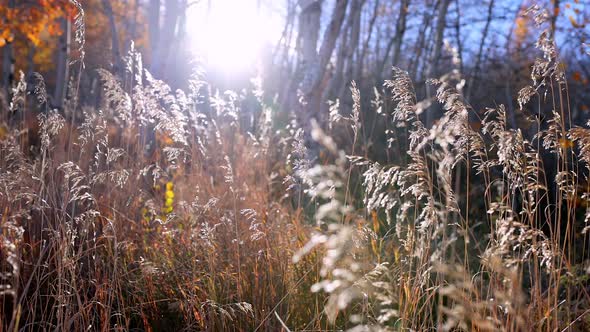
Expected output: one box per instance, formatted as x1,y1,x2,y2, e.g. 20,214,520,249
186,0,281,74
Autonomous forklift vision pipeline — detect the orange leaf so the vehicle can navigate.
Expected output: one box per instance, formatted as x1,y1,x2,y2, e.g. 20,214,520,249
469,120,482,132
26,32,41,47
559,138,574,149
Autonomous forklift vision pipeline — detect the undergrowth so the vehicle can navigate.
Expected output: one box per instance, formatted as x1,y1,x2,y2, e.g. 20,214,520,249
0,4,589,332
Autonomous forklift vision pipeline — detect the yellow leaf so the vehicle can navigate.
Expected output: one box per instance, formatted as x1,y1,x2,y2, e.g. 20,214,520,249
165,190,174,200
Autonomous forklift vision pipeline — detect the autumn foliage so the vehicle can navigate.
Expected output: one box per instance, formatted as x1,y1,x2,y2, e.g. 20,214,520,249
0,0,74,47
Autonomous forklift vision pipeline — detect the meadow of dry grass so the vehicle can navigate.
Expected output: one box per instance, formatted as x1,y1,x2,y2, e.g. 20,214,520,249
1,4,590,332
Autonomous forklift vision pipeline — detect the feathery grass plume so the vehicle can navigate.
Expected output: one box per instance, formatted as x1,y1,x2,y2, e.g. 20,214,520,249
57,161,96,208
9,71,27,114
97,69,133,124
328,99,342,130
284,127,314,196
293,126,377,327
29,72,47,106
0,60,320,330
436,259,527,332
0,139,31,327
38,110,65,151
350,81,361,136
298,11,590,326
568,127,590,230
384,68,416,126
68,0,86,66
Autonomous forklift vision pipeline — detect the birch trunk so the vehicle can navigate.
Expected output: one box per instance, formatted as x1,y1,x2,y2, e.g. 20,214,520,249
452,0,463,74
279,0,322,115
152,0,180,76
54,17,71,109
425,0,451,126
301,0,349,121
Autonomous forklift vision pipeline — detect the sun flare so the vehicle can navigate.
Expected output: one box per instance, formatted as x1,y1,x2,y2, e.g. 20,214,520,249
186,0,281,74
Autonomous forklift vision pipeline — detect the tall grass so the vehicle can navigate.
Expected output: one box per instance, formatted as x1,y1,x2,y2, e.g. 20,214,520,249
301,5,590,331
0,45,327,330
0,3,589,332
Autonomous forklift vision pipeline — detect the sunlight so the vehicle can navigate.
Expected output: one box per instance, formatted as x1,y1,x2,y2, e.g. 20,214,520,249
186,0,281,74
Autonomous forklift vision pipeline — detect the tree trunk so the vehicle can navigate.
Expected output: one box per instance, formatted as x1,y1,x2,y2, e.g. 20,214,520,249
502,0,524,130
54,17,71,109
550,0,559,40
130,0,140,42
391,0,410,69
299,0,323,76
425,0,450,80
1,0,15,93
323,20,349,104
356,0,379,80
302,0,349,121
26,46,36,79
466,0,494,101
337,0,364,103
1,41,14,92
409,2,435,81
425,0,451,126
377,0,410,83
151,0,181,77
148,0,161,69
452,0,463,74
272,0,296,63
102,0,123,74
275,0,297,98
279,0,323,117
169,0,188,82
